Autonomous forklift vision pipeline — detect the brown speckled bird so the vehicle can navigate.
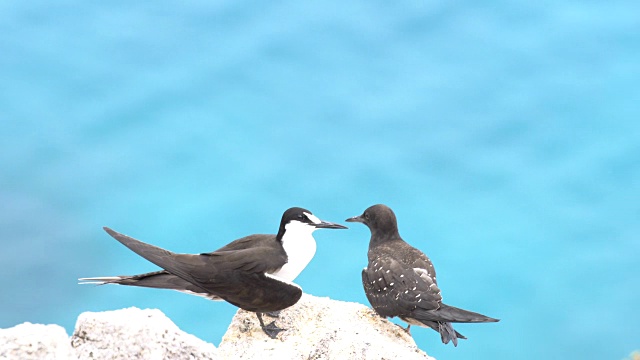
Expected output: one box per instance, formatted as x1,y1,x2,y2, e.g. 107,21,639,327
347,204,499,346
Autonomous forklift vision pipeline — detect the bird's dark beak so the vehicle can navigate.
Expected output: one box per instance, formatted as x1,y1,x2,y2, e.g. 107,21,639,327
314,220,348,229
345,215,364,223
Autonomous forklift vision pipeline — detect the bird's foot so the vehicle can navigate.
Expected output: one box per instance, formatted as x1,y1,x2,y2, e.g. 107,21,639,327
265,310,281,318
261,320,286,339
256,312,286,339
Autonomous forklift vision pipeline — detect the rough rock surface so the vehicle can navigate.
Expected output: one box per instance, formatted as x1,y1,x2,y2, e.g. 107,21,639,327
0,323,74,360
1,296,434,360
70,307,217,359
218,294,434,360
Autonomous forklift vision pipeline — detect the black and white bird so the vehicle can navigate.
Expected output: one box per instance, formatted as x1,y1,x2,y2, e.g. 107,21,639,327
346,204,498,346
80,207,347,338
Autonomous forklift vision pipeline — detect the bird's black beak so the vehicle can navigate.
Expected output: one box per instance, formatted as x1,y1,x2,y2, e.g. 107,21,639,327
314,220,348,229
345,215,364,223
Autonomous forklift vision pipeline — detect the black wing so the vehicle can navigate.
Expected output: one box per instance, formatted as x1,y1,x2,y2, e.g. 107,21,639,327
362,254,442,318
103,227,287,281
217,273,302,312
205,234,276,253
103,227,299,312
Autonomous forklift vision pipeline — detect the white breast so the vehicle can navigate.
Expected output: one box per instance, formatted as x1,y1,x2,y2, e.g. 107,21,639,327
270,221,317,281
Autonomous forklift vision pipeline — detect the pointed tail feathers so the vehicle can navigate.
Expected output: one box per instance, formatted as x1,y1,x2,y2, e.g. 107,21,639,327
101,227,202,285
78,270,189,289
414,304,499,323
420,320,467,347
78,272,221,300
439,321,461,347
412,305,497,347
78,276,125,285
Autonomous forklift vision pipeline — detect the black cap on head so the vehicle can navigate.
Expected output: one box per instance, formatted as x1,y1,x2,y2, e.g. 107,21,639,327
277,207,347,240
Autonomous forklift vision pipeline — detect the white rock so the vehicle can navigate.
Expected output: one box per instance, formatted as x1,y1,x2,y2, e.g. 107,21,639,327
70,307,217,359
0,322,74,360
217,294,434,360
2,296,436,360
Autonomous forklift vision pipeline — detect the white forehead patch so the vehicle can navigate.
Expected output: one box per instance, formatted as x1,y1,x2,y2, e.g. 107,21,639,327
303,212,322,225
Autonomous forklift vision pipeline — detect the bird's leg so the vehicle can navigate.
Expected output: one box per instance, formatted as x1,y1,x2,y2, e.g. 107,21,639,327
256,312,285,339
264,310,281,318
396,323,411,334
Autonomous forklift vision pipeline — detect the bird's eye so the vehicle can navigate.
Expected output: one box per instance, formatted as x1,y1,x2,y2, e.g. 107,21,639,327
364,213,370,220
297,214,304,220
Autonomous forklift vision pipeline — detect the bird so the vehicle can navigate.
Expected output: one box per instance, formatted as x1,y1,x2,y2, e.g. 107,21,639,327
346,204,498,346
79,207,347,338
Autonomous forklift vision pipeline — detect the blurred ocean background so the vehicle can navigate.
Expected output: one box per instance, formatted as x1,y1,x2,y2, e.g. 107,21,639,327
1,1,639,359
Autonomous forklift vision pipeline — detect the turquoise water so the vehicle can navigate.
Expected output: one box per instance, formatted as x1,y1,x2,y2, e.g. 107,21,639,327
2,2,639,359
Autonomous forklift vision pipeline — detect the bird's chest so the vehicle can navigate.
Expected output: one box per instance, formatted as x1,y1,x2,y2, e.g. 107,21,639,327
270,232,317,282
